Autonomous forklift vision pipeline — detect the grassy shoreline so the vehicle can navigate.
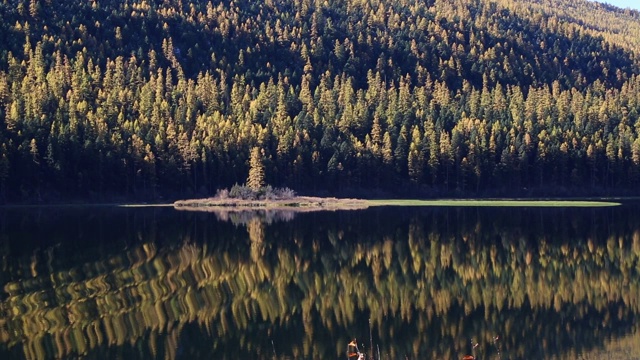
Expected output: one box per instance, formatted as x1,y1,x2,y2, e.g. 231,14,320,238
171,196,622,213
0,197,624,210
369,199,622,207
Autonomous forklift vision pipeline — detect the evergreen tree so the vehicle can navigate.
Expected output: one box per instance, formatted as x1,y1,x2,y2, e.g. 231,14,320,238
247,147,265,191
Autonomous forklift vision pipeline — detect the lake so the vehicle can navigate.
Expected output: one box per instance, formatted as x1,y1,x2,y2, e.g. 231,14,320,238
0,203,638,359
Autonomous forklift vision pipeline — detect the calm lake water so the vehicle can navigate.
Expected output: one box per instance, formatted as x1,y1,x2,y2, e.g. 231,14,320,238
0,204,638,359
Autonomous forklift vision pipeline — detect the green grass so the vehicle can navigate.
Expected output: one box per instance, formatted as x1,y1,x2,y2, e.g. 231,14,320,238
368,199,621,207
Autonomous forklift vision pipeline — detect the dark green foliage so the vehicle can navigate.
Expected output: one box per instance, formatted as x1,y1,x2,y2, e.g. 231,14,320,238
2,0,640,201
229,183,257,200
228,183,295,200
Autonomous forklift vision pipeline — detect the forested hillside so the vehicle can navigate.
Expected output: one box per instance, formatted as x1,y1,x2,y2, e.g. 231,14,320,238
1,0,640,201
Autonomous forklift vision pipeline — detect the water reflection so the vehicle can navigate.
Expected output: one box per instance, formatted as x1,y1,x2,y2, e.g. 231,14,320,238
178,207,299,226
0,206,638,359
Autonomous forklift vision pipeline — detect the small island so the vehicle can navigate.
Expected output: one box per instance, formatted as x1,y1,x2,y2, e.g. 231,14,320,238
173,183,369,212
174,147,370,212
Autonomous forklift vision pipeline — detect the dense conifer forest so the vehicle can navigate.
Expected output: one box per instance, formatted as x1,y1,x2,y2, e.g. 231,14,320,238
1,0,640,201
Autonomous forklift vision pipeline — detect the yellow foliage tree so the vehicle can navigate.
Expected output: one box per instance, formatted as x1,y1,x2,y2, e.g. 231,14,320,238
247,147,265,191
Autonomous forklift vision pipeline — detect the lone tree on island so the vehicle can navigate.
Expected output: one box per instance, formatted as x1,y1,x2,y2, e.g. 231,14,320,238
247,147,265,191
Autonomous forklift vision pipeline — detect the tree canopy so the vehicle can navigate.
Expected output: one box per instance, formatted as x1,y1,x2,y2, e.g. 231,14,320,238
2,0,640,201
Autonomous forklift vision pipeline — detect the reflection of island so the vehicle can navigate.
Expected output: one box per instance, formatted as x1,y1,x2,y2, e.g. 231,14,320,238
203,208,298,226
0,207,639,359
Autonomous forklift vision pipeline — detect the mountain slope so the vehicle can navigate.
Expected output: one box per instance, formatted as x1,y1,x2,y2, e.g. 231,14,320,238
1,0,640,201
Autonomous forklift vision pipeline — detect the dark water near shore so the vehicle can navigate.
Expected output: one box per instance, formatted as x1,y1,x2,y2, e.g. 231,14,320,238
0,204,638,359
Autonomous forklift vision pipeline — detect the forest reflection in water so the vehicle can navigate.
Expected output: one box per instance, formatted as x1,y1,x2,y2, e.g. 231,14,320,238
0,204,638,359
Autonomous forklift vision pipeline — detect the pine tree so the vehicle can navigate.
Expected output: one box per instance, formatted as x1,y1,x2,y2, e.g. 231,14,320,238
247,147,265,191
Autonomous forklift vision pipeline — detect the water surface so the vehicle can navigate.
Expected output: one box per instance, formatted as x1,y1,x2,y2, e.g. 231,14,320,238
0,204,638,359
